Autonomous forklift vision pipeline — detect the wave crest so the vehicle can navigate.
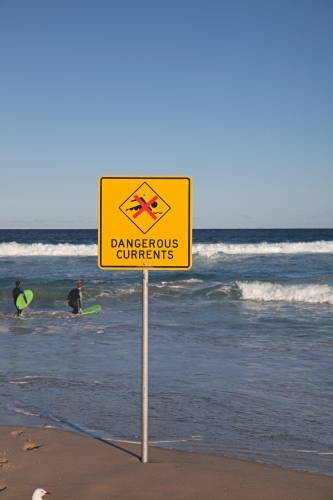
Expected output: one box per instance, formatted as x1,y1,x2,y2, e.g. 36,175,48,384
193,241,333,256
237,281,333,304
1,240,333,257
0,242,97,257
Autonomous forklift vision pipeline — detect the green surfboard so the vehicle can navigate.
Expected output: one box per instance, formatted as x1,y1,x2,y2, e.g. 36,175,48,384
16,290,33,310
81,304,101,315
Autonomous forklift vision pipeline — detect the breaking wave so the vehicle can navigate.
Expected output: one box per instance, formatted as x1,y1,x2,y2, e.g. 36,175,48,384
0,242,97,257
1,240,333,257
193,241,333,257
237,282,333,305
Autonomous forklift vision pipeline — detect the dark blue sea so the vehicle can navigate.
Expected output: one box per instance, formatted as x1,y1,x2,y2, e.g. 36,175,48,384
0,229,332,475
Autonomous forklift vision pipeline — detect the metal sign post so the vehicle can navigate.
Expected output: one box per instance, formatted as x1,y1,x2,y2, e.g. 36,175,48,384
142,268,149,462
98,176,192,464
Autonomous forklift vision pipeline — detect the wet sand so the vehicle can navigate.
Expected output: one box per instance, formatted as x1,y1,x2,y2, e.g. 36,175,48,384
0,425,332,499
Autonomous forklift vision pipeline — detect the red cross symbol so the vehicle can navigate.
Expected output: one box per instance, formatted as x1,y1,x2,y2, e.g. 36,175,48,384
132,195,158,220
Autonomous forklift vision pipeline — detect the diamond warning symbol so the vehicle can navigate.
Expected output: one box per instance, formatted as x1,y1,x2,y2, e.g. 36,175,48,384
119,182,171,234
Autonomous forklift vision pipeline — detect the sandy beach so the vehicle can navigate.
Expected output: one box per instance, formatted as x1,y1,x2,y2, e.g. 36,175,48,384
0,426,332,500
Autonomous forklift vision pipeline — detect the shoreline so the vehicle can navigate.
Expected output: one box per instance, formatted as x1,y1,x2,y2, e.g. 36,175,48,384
0,425,332,500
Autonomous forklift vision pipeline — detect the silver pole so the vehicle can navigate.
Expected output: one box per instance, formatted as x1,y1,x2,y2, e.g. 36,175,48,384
142,268,149,463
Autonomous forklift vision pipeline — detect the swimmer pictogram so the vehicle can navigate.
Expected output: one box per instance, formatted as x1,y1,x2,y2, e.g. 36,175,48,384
119,182,171,234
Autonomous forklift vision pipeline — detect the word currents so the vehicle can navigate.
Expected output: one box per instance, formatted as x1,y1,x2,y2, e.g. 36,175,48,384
98,176,192,270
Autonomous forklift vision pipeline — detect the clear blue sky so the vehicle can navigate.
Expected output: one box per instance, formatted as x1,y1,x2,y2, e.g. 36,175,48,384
1,0,332,229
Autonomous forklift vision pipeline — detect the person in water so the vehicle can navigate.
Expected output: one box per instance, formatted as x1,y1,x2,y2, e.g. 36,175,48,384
12,280,27,316
66,282,83,314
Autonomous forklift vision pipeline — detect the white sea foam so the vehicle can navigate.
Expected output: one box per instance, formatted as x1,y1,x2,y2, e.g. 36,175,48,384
161,278,203,285
180,278,203,283
105,437,196,445
115,287,138,296
9,381,30,384
237,281,333,304
298,450,333,455
1,240,333,257
193,240,333,256
6,404,41,417
149,439,189,443
0,241,97,257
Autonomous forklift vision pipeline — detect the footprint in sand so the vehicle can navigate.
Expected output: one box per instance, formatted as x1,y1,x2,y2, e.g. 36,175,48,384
11,430,23,437
24,439,40,451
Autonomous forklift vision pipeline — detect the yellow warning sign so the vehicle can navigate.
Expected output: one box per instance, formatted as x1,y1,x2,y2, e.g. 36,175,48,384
98,176,192,270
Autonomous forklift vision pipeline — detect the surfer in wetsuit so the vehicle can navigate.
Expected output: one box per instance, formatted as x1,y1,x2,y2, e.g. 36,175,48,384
12,280,27,316
66,282,83,314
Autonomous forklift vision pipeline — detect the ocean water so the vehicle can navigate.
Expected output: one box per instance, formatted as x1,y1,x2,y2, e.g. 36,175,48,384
0,229,332,475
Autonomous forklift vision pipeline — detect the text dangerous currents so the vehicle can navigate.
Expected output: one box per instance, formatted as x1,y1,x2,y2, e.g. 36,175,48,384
111,238,179,260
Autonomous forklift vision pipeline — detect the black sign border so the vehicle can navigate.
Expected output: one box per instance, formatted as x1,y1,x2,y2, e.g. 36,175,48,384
99,176,192,270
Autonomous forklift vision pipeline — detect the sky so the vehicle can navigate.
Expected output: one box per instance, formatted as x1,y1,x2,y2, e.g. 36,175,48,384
1,0,332,229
